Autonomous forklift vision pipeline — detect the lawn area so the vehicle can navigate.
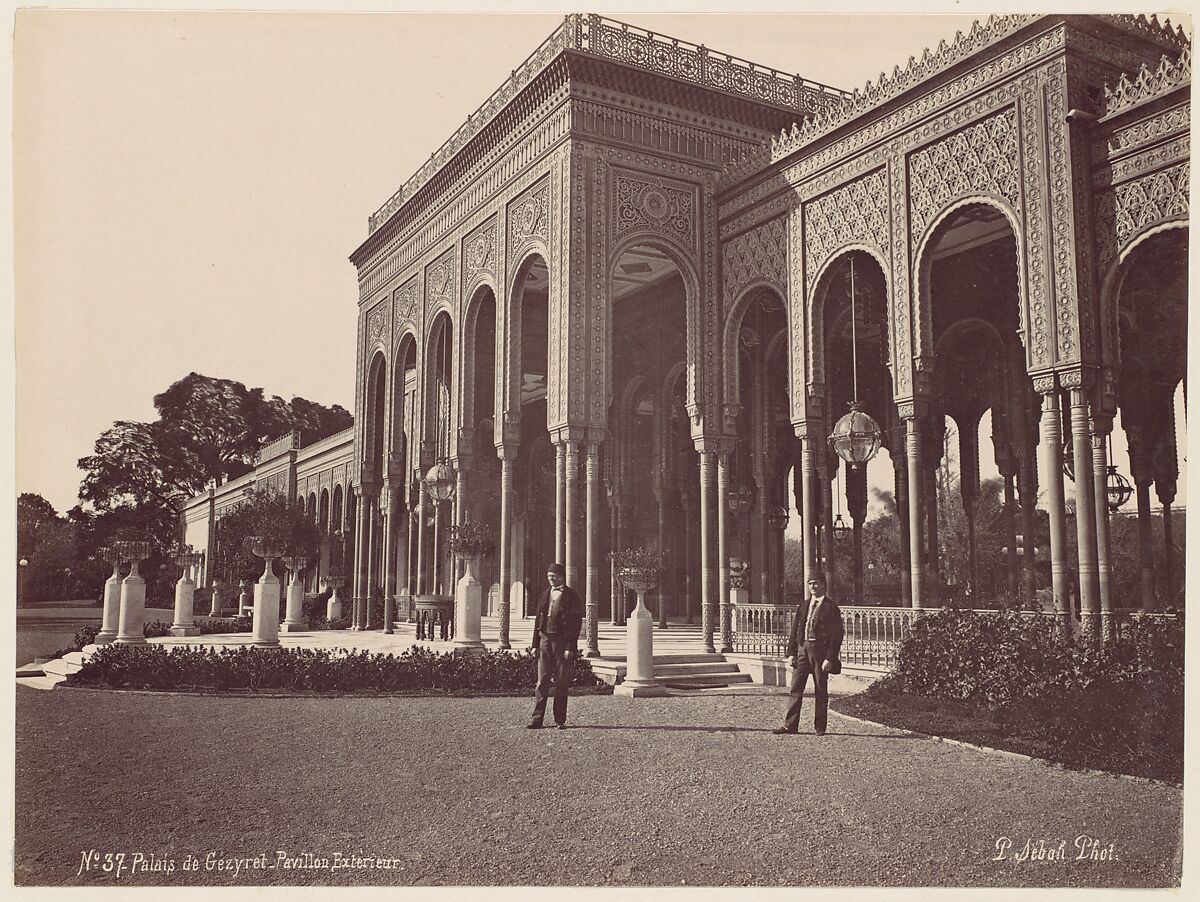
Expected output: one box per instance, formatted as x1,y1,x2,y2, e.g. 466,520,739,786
15,685,1182,888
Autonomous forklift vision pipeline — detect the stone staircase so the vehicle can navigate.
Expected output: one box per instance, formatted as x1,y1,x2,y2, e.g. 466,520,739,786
15,650,86,690
589,653,752,690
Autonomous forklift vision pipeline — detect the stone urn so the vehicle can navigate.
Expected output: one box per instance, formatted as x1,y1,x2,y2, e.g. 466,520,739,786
614,566,666,697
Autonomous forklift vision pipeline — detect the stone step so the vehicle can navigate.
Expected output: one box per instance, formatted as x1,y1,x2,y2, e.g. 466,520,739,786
658,671,753,686
16,673,67,691
651,662,743,675
41,657,81,677
15,661,46,677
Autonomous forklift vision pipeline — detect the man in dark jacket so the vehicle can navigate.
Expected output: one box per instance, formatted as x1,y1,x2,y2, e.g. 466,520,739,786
528,563,584,730
773,573,844,736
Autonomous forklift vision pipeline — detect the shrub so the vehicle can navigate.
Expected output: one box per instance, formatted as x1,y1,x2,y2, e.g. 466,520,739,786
878,609,1183,781
67,644,610,695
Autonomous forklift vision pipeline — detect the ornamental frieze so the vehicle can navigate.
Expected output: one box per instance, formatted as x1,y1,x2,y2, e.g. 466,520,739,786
907,107,1020,244
722,216,787,305
507,179,550,262
612,168,698,252
802,167,889,288
1094,160,1189,275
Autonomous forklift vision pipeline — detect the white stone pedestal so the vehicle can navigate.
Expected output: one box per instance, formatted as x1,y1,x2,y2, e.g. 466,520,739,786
115,558,147,645
326,590,343,621
614,591,666,697
453,555,484,652
209,583,224,617
170,575,199,636
281,571,307,633
239,583,253,617
96,564,122,644
252,559,281,646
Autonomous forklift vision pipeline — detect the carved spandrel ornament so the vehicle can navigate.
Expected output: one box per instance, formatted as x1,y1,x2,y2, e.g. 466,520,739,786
463,221,497,281
366,302,390,348
507,181,550,259
803,167,889,287
722,216,787,303
393,279,419,328
612,168,698,252
907,106,1020,243
425,249,457,311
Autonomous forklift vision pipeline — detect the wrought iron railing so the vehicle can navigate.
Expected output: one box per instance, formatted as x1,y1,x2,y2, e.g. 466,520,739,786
732,604,792,657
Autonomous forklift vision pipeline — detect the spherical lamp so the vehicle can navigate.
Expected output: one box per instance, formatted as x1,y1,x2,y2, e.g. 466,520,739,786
828,402,882,470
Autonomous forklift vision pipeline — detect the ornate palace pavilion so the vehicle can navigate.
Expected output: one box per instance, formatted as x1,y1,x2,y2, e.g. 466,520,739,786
181,13,1189,658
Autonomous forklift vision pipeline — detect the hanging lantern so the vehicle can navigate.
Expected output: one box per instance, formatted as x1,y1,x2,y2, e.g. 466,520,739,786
1106,465,1133,512
829,402,882,469
727,481,755,515
832,514,850,542
766,507,789,531
423,460,456,502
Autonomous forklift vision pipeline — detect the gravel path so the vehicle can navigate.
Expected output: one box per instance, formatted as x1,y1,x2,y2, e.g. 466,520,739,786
15,686,1181,887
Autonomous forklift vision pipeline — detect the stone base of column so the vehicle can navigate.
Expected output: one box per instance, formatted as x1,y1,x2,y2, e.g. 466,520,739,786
113,636,147,645
452,638,485,653
94,631,117,645
614,679,668,697
169,626,200,637
585,649,600,659
251,638,281,647
280,621,308,633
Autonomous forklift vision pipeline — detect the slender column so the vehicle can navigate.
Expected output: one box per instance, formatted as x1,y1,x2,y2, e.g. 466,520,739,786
891,435,912,607
584,440,601,657
698,449,717,654
609,493,622,625
820,456,835,592
1090,419,1113,638
1153,400,1179,610
414,493,427,596
1001,469,1019,597
431,498,443,598
497,448,516,649
1018,445,1039,608
679,484,694,624
846,464,867,603
959,421,980,595
1126,426,1155,611
799,432,819,586
904,416,925,609
382,488,398,633
1038,390,1071,633
454,466,468,582
717,448,732,653
1068,388,1100,641
352,493,368,629
555,441,567,564
363,497,378,629
565,440,580,590
923,463,939,584
654,469,668,629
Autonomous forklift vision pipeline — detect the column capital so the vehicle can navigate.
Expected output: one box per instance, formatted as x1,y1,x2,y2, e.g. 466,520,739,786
551,425,588,445
495,443,519,462
585,427,609,447
895,398,930,422
1057,366,1096,394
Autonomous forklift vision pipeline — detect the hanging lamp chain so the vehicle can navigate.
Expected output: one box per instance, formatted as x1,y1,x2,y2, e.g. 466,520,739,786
850,257,860,404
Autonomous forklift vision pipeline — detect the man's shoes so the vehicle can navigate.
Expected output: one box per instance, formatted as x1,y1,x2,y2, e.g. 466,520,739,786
527,721,544,730
771,727,797,735
555,723,567,730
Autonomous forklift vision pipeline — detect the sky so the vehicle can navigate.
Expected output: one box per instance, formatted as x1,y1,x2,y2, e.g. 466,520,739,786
10,6,1190,521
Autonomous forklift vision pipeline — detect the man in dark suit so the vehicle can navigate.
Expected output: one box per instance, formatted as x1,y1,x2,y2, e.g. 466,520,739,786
528,562,584,730
773,572,844,736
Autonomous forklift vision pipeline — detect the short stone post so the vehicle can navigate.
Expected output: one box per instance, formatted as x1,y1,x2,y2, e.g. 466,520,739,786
115,540,151,645
209,578,224,617
95,545,123,644
614,565,666,697
281,555,309,633
238,580,253,617
728,558,749,644
454,553,485,651
170,549,202,636
326,577,345,621
247,537,283,647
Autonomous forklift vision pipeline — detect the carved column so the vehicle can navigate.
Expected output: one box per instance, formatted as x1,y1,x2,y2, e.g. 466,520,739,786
1037,385,1071,633
1067,383,1100,641
382,485,399,633
555,440,567,564
1017,433,1039,609
352,488,369,629
414,489,427,597
997,449,1019,599
717,446,732,653
958,417,980,595
846,463,867,603
1153,403,1179,610
819,454,835,593
1090,414,1113,638
497,446,517,650
1126,426,1155,611
363,494,378,630
584,439,602,658
565,439,580,591
889,427,912,607
903,412,926,610
698,448,717,654
799,428,820,587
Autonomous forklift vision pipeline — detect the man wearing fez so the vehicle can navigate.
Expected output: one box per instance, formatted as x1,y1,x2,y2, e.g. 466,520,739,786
773,572,844,736
528,563,584,730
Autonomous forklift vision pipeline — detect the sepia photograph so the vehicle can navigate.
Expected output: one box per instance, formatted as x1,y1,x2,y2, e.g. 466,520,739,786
9,4,1192,892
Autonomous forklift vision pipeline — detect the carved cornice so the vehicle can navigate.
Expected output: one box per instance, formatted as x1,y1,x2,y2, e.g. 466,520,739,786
1099,45,1191,118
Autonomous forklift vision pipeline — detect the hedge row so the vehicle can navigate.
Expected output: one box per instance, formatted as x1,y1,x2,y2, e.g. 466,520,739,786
876,609,1183,781
67,644,610,694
